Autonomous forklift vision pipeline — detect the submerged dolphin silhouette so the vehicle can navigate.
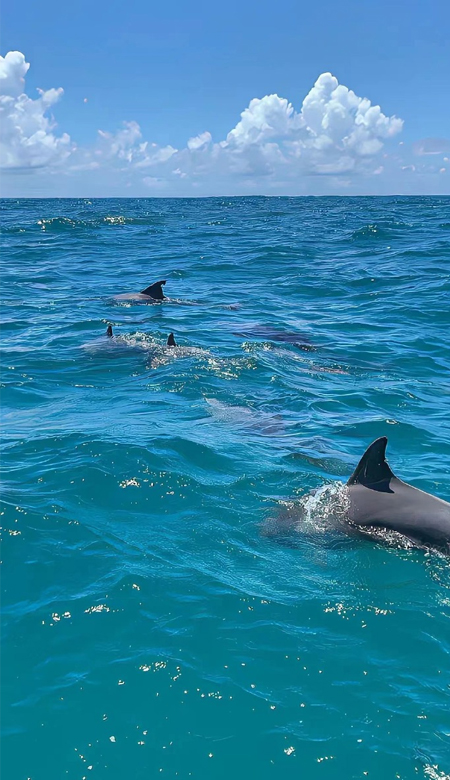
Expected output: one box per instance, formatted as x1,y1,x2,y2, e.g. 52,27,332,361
347,437,450,550
106,325,176,348
233,326,314,351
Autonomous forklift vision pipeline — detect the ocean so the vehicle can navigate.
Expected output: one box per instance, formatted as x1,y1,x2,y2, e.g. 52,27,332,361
1,196,450,780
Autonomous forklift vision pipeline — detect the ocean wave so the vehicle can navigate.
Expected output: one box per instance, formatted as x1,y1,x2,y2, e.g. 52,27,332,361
350,220,412,240
37,216,94,231
34,214,168,231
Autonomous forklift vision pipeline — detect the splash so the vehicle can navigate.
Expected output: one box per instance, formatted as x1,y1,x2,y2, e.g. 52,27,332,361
37,217,91,231
263,482,350,541
267,483,440,554
297,482,351,533
148,344,209,369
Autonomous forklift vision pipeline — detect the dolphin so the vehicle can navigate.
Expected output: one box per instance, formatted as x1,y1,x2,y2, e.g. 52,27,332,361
83,325,162,356
81,325,136,354
105,325,177,349
103,325,179,350
265,437,450,552
114,280,168,303
205,398,286,436
233,326,314,351
346,437,450,550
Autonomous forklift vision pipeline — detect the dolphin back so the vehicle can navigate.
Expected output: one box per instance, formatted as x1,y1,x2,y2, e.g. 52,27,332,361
347,437,450,549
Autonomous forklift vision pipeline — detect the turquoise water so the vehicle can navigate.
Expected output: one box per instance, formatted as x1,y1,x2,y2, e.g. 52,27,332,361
1,196,450,780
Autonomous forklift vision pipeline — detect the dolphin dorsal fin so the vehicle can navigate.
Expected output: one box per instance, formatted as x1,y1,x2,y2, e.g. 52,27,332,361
167,332,176,347
347,437,395,490
106,325,113,337
140,280,167,299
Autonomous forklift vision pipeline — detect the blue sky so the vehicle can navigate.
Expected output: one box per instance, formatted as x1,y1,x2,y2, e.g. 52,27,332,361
1,0,449,196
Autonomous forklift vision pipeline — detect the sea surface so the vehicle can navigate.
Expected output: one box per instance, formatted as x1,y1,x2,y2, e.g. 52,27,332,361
1,196,450,780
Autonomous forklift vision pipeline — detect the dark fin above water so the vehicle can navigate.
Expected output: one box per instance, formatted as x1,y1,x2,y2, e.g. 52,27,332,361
167,332,176,347
106,325,113,337
347,437,395,492
140,280,167,299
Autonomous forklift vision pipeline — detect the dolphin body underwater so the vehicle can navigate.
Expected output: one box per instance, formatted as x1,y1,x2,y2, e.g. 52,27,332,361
269,438,450,552
107,326,176,347
233,326,314,351
82,325,152,355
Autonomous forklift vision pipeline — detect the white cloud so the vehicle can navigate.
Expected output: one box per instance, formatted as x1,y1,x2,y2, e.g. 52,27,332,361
301,73,402,153
0,50,29,95
211,73,403,177
0,51,72,170
187,131,212,150
1,51,409,192
154,72,403,181
97,120,143,162
96,121,177,168
227,95,297,146
136,142,177,167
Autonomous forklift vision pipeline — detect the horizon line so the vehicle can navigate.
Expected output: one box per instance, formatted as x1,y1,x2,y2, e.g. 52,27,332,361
1,193,450,200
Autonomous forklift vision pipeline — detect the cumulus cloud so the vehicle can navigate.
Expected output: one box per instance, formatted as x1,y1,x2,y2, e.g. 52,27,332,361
98,120,143,162
95,121,177,168
136,143,177,167
215,73,403,177
0,51,72,170
187,131,212,150
0,50,29,95
145,72,403,182
227,95,297,146
1,51,406,190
